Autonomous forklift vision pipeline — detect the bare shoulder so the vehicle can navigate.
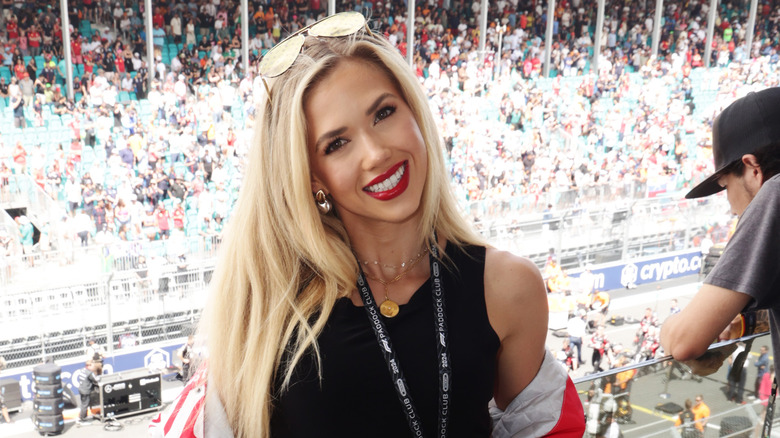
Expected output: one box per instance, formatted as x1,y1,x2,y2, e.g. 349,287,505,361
484,248,549,408
484,247,548,340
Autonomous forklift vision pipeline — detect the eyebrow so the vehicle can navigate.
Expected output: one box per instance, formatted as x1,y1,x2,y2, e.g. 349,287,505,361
314,127,347,152
365,92,394,117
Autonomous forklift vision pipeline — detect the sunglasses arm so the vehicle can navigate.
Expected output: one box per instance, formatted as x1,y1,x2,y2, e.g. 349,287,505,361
261,77,273,105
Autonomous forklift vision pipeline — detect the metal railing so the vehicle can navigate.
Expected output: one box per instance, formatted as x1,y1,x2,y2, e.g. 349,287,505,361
478,193,733,270
0,234,223,290
575,332,775,437
0,264,211,369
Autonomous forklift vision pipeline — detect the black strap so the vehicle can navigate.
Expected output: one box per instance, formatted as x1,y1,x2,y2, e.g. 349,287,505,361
762,377,777,438
429,243,451,438
357,240,450,438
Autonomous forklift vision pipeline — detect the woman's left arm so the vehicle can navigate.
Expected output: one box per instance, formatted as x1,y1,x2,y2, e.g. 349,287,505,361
485,248,585,437
484,247,548,409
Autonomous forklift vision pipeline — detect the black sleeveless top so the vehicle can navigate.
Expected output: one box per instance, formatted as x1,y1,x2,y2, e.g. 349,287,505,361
270,245,501,437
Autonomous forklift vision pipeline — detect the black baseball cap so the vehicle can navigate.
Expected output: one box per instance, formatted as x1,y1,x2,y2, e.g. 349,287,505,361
685,87,780,199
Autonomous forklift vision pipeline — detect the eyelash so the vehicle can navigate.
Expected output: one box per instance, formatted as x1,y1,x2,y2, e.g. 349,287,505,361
374,105,396,124
325,138,346,155
323,105,397,155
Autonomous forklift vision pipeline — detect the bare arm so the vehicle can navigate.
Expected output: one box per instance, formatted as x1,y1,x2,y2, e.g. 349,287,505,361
485,248,548,410
660,284,751,360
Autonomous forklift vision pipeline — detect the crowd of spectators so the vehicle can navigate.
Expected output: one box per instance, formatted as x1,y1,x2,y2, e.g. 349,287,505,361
0,0,778,266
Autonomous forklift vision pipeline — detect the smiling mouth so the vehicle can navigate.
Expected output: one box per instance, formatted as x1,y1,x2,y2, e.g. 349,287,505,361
364,162,406,193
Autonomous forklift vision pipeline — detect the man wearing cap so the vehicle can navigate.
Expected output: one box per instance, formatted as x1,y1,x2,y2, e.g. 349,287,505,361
661,87,780,378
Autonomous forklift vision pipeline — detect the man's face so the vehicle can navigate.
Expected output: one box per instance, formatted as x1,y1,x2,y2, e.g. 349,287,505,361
717,166,760,217
695,397,703,406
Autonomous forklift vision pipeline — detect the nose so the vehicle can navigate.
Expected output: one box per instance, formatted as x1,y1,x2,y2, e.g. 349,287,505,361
359,131,391,171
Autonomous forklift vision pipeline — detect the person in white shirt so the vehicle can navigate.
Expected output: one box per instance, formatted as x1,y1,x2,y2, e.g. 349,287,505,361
249,34,263,52
131,53,143,71
171,15,182,43
567,310,587,369
120,74,133,92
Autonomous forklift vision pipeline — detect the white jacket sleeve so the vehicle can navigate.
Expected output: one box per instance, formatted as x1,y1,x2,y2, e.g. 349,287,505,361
490,350,585,437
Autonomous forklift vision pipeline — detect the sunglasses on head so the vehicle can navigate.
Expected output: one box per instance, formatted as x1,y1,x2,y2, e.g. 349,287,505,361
258,11,372,103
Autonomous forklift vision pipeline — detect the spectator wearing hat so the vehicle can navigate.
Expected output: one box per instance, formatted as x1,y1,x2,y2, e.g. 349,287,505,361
662,88,780,377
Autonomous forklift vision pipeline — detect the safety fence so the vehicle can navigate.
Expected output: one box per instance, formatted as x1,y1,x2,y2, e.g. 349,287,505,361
478,193,732,270
1,193,731,292
0,264,211,370
1,234,222,290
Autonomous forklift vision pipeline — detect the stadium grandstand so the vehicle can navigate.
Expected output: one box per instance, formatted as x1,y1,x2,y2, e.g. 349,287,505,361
0,0,778,436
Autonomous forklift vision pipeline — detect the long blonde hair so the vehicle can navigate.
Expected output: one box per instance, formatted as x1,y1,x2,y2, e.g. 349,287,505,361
202,30,483,437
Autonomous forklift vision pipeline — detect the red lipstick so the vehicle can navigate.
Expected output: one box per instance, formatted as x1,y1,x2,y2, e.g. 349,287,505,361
363,161,409,201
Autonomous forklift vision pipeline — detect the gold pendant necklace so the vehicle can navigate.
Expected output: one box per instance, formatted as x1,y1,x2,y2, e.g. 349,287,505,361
362,246,429,318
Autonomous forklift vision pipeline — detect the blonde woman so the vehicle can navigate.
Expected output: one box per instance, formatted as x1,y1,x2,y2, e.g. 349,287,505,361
150,12,583,438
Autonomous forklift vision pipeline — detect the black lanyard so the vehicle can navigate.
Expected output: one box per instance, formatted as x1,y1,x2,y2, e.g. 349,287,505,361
357,241,451,438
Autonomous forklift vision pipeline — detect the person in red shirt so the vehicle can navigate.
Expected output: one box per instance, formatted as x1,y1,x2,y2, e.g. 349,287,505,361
12,141,27,174
13,59,25,81
6,17,18,40
70,137,83,163
27,27,41,57
153,8,165,29
84,54,94,75
172,202,185,231
71,37,83,64
522,56,533,78
156,204,171,239
114,54,125,73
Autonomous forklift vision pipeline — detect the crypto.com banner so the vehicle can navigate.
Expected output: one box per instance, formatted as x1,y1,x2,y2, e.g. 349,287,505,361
573,249,702,292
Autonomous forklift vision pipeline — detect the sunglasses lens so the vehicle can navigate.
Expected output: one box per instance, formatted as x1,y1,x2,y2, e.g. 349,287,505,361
309,11,366,37
259,34,306,78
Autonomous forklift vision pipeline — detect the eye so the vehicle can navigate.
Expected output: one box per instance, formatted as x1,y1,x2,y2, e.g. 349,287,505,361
325,137,347,155
374,105,396,124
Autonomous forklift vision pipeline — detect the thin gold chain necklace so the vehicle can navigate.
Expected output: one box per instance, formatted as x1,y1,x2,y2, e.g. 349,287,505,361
357,248,428,269
362,246,429,318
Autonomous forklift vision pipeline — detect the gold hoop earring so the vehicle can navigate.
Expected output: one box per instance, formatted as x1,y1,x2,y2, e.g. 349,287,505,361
315,190,331,215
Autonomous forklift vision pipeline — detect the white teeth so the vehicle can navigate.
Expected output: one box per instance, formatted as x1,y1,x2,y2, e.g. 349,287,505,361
366,165,405,193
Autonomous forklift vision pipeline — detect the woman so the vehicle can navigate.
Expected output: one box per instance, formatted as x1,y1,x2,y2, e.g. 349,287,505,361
13,58,25,81
150,12,583,438
185,18,197,49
